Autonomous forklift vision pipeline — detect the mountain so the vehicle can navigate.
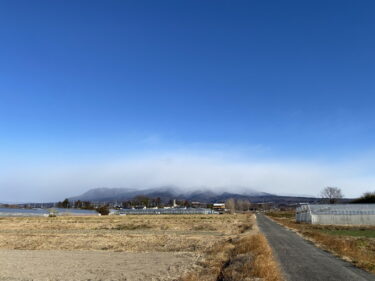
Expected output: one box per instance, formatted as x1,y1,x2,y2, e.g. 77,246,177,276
69,187,319,204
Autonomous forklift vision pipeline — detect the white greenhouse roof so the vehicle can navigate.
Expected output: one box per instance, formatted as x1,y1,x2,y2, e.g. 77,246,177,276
297,204,375,215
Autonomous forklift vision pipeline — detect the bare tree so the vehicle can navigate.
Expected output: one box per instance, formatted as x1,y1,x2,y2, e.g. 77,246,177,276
320,187,343,204
225,198,236,214
242,199,251,212
236,199,251,212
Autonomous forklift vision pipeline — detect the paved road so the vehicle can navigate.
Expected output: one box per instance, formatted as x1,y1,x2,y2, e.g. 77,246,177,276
257,214,375,281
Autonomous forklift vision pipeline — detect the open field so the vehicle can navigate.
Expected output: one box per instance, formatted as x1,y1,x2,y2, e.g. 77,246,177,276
267,211,375,273
0,215,251,252
0,213,281,281
0,250,195,281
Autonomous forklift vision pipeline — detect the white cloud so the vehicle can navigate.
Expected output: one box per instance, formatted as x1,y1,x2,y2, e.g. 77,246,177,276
1,150,375,202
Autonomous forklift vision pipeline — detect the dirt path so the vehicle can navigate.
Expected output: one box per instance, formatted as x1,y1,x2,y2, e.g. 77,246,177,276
257,214,375,281
0,250,197,281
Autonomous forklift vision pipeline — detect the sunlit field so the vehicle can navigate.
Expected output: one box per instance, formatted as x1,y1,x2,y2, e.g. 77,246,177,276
0,214,281,281
0,214,251,252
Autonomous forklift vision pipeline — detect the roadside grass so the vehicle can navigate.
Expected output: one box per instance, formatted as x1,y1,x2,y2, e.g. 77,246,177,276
266,211,295,219
267,211,375,273
320,229,375,238
181,232,282,281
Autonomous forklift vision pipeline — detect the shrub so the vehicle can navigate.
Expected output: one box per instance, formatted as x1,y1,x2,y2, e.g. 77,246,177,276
96,205,110,215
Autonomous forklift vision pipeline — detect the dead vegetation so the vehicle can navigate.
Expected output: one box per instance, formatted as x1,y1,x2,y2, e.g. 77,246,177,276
0,214,283,280
181,228,282,281
267,211,375,273
0,214,250,252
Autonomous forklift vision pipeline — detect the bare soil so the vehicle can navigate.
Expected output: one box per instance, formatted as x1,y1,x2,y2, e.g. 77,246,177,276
0,249,197,281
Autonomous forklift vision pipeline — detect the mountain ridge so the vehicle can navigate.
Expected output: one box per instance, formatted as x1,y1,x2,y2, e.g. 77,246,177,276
69,187,319,204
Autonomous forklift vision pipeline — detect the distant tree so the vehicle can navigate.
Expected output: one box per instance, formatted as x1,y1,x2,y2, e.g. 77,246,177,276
352,192,375,203
74,200,82,209
237,199,251,211
61,198,70,208
182,200,191,207
320,187,343,204
225,198,236,214
154,197,162,207
96,205,110,215
81,201,93,210
134,195,150,207
122,200,132,209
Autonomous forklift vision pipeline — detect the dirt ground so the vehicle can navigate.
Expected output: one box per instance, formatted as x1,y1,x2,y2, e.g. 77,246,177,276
0,250,197,281
0,214,254,281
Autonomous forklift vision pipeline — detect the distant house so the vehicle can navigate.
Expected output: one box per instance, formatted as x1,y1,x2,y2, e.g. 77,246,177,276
296,204,375,225
212,203,226,213
191,202,207,208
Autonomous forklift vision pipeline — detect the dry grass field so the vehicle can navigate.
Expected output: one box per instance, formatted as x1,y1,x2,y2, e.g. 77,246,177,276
0,214,249,252
267,211,375,273
0,214,282,281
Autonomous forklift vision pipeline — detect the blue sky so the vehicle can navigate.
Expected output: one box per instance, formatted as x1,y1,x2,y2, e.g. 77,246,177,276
0,0,374,201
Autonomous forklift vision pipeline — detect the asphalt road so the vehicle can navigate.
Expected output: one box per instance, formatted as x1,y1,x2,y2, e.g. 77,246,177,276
257,214,375,281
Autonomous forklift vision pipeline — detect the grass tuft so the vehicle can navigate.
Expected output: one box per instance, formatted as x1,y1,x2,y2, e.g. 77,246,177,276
181,233,283,281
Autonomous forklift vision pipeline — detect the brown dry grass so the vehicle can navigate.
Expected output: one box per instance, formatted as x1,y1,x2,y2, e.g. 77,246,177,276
181,230,283,281
267,211,375,273
0,214,283,280
0,215,251,253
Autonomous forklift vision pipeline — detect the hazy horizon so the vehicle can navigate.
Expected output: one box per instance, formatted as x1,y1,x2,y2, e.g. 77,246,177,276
0,1,374,202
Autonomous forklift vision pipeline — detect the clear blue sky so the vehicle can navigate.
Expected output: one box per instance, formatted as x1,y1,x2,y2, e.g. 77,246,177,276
0,1,374,201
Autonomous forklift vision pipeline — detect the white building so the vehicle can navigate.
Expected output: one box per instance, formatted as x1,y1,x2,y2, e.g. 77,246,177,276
296,204,375,225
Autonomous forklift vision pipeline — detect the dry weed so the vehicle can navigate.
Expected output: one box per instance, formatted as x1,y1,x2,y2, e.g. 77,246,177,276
181,226,283,281
0,214,252,252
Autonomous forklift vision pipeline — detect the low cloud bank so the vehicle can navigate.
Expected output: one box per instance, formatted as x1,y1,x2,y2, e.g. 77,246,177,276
1,152,374,202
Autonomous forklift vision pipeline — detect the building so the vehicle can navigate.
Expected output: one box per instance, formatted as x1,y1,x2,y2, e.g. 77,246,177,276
212,203,226,213
296,204,375,225
191,202,207,208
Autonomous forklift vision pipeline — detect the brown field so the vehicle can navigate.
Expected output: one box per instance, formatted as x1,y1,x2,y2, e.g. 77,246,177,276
267,211,375,273
181,232,282,281
0,214,250,252
0,214,282,281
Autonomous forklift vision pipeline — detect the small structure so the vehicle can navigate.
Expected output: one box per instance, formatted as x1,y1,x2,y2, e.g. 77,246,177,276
212,203,226,214
296,204,375,225
191,202,207,208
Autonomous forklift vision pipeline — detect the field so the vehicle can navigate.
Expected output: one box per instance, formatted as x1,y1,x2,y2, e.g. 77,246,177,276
267,211,375,273
0,214,282,281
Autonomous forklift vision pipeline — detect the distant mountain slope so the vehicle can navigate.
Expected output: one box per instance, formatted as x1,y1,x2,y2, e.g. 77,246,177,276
69,187,319,204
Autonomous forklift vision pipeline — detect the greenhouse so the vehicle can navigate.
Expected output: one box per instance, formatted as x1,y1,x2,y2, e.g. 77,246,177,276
296,204,375,225
117,207,218,215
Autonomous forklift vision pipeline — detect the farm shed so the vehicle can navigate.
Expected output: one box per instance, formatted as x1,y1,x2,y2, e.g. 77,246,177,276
296,204,375,225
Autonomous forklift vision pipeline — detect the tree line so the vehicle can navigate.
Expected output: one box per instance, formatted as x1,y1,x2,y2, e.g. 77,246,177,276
320,187,375,204
224,198,251,213
120,196,191,208
56,199,95,209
